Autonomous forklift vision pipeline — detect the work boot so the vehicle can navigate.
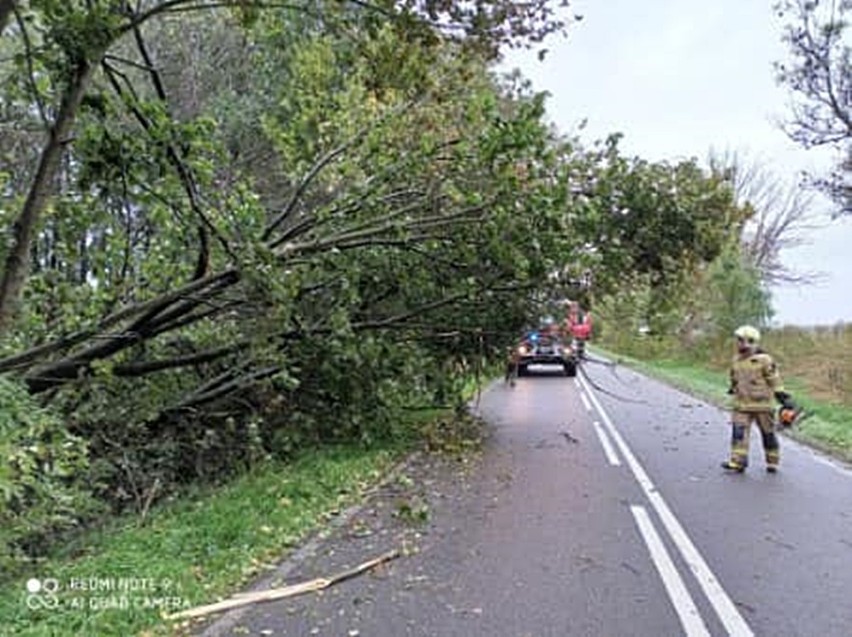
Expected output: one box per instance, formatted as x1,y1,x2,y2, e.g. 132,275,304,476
721,460,746,473
766,464,778,474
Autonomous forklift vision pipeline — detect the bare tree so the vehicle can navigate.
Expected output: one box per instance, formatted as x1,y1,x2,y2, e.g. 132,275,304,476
775,0,851,216
708,149,826,285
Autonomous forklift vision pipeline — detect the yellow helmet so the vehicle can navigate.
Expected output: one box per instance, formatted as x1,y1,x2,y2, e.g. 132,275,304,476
734,325,761,344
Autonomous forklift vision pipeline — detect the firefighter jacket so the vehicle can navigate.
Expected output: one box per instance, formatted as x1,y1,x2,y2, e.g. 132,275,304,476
729,349,785,412
566,310,592,340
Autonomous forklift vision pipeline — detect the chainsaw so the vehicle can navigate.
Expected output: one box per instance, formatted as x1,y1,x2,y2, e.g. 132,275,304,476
777,405,808,429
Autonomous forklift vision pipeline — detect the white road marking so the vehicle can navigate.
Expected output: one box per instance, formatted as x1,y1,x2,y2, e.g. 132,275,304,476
592,420,621,466
578,374,755,637
630,505,711,637
580,392,592,412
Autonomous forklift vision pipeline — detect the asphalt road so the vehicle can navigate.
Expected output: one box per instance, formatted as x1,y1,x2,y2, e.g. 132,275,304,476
195,361,852,637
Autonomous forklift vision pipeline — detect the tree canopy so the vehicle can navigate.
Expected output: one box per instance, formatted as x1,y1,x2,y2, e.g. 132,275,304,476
0,0,756,572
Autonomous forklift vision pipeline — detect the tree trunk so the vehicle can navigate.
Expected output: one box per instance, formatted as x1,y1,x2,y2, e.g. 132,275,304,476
0,59,96,333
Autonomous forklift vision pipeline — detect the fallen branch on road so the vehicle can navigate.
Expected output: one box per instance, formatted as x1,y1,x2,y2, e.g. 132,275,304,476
165,548,401,621
578,357,649,405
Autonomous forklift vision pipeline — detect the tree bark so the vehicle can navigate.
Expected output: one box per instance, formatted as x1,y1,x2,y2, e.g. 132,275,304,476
0,60,96,334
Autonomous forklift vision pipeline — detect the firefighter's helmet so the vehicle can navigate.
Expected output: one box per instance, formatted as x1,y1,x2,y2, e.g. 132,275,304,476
734,325,761,344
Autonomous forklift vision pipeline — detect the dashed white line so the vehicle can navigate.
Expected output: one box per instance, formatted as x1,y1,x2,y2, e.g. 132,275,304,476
592,420,621,466
580,392,592,412
578,373,755,637
630,505,711,637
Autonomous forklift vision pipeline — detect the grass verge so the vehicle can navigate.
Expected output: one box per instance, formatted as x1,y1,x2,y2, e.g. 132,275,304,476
593,346,852,464
1,379,492,637
0,442,408,637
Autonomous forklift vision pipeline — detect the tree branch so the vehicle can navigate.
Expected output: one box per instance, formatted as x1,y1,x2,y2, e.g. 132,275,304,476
0,269,237,375
112,343,244,377
276,200,488,258
0,58,97,334
263,96,423,241
165,365,279,413
263,142,353,241
13,5,49,128
122,1,313,36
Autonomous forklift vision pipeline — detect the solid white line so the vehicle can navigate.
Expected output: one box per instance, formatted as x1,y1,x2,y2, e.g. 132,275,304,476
580,392,592,412
630,505,711,637
578,374,754,637
593,420,621,466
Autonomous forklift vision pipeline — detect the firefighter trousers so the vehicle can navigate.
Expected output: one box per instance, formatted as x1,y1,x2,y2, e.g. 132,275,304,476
729,410,779,468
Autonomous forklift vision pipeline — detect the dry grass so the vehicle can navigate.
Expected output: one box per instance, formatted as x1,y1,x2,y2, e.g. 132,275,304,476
683,325,851,408
764,324,852,407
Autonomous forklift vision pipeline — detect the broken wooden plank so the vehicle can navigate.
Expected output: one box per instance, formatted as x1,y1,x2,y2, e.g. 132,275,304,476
166,548,401,621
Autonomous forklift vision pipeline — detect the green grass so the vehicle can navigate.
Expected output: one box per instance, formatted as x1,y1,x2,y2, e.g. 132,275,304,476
594,346,852,463
790,401,852,461
0,443,407,637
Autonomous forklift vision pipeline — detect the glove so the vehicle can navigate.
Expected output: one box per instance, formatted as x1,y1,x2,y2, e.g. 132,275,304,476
774,391,796,411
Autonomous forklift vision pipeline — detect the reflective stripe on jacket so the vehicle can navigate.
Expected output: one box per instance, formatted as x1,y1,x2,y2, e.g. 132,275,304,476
730,351,784,412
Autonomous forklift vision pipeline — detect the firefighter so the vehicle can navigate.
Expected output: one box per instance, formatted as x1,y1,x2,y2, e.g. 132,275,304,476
722,325,797,474
505,343,521,386
565,301,592,341
564,301,592,359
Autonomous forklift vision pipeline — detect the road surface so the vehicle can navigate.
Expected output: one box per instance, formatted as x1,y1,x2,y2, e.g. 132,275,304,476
195,361,852,636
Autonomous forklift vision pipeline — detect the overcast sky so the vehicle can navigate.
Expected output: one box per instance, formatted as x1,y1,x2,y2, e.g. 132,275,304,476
500,0,851,327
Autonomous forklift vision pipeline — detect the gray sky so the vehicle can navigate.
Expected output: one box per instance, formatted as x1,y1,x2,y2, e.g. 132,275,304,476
500,0,851,327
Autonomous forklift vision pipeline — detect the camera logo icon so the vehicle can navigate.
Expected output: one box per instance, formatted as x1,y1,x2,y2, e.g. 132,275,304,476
25,578,60,610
